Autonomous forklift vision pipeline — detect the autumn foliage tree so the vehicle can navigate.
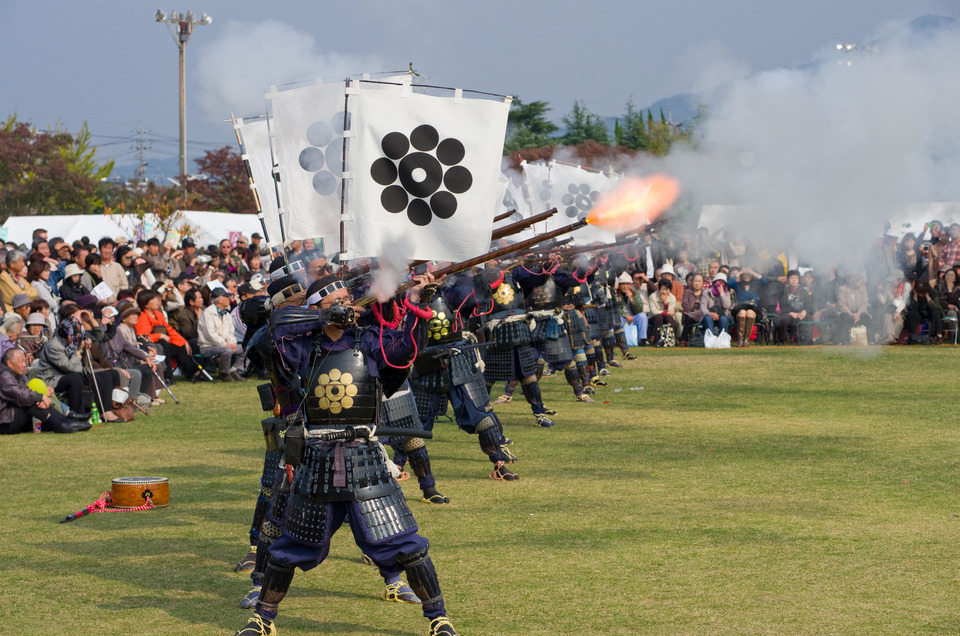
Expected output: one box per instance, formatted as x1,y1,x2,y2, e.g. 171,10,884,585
181,146,255,214
0,116,113,219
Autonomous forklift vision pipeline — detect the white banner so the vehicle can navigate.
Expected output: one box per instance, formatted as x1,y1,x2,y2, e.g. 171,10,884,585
235,116,283,247
527,161,619,244
270,80,346,246
346,83,511,261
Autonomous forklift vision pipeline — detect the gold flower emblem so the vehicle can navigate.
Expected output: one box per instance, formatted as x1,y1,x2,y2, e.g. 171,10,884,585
428,309,452,340
314,368,358,414
493,283,515,305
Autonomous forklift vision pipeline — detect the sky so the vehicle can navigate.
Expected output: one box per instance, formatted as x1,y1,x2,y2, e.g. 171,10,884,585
1,0,955,179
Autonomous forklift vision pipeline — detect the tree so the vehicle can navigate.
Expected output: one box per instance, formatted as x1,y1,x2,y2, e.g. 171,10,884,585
618,99,649,151
560,101,609,146
102,181,197,244
504,98,559,153
0,116,113,218
181,146,255,214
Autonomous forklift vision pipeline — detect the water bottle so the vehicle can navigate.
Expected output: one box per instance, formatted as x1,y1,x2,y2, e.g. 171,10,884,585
91,402,101,426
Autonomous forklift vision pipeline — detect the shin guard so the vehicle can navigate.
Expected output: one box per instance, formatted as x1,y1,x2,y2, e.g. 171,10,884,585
258,561,295,609
520,375,545,415
404,440,436,490
398,547,444,609
563,363,584,397
476,415,507,463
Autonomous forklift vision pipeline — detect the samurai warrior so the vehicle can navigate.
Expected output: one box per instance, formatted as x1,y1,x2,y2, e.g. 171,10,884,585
234,273,460,636
406,274,519,482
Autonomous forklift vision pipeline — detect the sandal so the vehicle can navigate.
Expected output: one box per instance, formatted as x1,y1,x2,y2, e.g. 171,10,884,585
489,461,519,481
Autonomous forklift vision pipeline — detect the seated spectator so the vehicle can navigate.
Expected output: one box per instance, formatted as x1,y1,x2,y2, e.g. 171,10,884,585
135,289,200,381
18,313,48,363
79,253,103,293
903,279,943,343
35,318,115,421
729,266,766,347
647,279,680,345
935,268,960,324
59,263,87,304
615,273,647,347
175,288,203,351
0,349,89,434
673,249,696,282
775,270,809,345
0,313,24,359
199,288,246,382
10,294,31,320
0,250,39,309
836,272,871,344
680,273,704,343
701,272,732,336
26,260,58,313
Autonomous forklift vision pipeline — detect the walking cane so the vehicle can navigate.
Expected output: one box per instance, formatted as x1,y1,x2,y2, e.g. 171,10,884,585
152,367,180,405
83,347,106,423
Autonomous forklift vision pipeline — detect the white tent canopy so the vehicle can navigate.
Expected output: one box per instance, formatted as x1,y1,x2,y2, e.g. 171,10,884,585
1,211,265,249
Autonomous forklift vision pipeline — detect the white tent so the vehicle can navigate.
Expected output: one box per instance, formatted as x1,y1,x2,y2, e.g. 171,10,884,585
0,211,265,248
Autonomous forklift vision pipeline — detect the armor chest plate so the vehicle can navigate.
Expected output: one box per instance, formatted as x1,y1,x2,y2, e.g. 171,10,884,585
527,277,561,310
426,296,462,344
303,343,378,427
492,273,525,312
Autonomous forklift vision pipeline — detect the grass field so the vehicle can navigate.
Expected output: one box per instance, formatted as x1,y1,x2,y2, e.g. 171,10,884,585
2,345,959,635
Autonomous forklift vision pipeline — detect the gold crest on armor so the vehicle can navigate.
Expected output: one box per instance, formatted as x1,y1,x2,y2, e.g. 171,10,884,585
314,368,359,414
428,309,451,341
493,284,515,305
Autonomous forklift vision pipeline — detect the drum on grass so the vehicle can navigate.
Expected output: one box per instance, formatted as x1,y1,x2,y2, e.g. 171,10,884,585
110,476,170,508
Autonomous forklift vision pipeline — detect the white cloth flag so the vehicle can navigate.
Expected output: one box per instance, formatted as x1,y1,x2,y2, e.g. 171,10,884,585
346,83,511,261
538,161,619,244
270,80,347,244
235,117,283,247
495,174,536,241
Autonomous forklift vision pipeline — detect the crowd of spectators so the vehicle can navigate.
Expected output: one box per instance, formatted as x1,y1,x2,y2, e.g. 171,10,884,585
2,219,957,433
0,228,288,435
614,221,960,348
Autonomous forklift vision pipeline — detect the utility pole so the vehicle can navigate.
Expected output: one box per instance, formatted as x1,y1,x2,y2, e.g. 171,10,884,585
155,9,212,178
133,126,151,184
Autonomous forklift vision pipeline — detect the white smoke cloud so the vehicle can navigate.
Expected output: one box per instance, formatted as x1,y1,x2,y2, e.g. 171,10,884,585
194,20,383,121
675,39,752,95
661,19,960,270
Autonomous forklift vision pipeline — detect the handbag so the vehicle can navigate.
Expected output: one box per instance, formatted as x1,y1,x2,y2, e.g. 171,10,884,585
656,323,676,348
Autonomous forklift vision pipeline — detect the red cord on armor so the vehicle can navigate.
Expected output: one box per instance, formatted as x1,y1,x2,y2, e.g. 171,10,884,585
623,247,639,262
379,315,420,370
487,270,504,289
371,299,403,329
403,297,433,320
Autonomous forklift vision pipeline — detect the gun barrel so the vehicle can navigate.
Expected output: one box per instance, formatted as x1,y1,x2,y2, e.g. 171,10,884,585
490,208,557,241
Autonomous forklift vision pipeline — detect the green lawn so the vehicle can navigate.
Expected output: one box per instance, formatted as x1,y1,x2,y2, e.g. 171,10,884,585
2,346,959,635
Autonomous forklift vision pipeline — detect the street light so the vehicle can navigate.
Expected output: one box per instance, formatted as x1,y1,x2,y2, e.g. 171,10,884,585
155,9,212,178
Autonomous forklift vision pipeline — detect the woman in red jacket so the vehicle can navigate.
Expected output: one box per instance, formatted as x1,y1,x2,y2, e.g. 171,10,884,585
135,289,200,381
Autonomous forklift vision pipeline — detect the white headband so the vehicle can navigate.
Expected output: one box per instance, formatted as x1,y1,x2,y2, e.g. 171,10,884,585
306,280,345,306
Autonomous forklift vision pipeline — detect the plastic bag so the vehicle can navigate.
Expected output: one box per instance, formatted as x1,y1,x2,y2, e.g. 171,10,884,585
704,329,732,349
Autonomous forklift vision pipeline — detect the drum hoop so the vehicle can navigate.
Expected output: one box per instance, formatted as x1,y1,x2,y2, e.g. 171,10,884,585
111,477,169,485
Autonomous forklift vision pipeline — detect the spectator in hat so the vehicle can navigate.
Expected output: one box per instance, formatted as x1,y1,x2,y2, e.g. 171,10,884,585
615,272,647,346
0,250,39,309
98,237,127,302
135,289,200,382
701,272,733,336
102,306,159,409
59,263,87,304
0,348,90,434
25,260,58,313
19,312,49,363
647,279,680,344
199,288,244,382
10,294,32,321
176,238,198,276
